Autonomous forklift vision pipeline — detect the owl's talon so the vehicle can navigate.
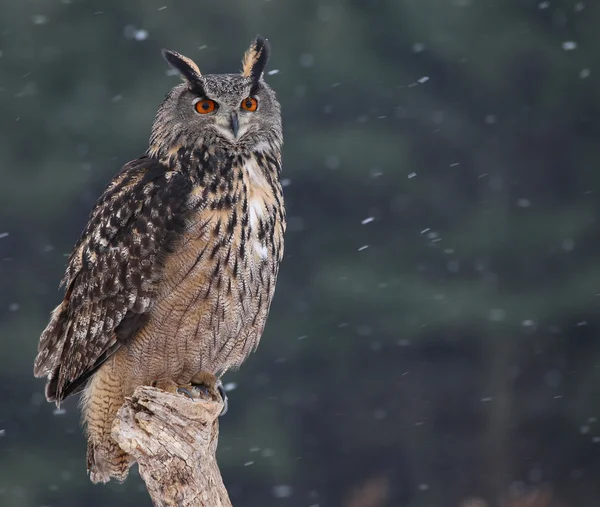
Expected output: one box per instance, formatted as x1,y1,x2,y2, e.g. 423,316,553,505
188,378,228,416
176,387,196,400
190,383,210,398
216,380,228,416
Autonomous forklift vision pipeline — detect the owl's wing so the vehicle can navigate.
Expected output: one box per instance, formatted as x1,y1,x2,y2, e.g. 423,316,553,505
33,156,192,404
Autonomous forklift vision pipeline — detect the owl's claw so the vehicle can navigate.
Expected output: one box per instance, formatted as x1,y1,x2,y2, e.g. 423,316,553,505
185,378,228,416
176,387,196,399
216,380,228,416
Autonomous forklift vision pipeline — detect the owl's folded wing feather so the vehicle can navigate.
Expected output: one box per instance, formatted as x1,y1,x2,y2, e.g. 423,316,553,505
33,156,192,404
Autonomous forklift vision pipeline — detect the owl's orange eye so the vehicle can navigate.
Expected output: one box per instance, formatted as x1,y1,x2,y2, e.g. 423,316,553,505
193,98,217,114
240,97,258,112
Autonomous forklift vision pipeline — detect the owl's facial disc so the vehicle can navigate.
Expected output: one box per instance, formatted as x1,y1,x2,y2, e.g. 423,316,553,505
207,107,243,142
206,100,256,142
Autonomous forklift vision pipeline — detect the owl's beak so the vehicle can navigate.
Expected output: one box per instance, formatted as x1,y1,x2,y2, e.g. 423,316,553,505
230,112,239,138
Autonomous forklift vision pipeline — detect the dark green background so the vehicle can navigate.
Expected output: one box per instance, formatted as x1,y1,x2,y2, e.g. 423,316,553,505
1,0,600,506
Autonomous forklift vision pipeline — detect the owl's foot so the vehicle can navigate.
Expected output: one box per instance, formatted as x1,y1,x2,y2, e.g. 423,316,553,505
194,380,228,416
151,378,180,394
184,371,228,416
176,382,228,416
152,375,228,415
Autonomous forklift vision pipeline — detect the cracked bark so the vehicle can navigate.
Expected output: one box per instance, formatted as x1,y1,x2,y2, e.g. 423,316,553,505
112,385,232,507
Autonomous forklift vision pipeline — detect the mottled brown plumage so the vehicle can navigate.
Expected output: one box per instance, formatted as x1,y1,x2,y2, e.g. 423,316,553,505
33,36,285,484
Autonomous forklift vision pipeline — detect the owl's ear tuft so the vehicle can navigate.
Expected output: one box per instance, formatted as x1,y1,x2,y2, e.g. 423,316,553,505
162,49,204,89
241,35,270,86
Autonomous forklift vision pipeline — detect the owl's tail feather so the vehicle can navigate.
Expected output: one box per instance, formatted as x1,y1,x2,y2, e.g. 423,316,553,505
82,354,133,484
87,439,132,484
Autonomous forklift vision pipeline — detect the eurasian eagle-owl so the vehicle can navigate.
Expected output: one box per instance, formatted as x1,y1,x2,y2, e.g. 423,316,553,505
33,36,285,484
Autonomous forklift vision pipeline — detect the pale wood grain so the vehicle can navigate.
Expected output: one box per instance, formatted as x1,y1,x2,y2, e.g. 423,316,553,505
112,385,231,507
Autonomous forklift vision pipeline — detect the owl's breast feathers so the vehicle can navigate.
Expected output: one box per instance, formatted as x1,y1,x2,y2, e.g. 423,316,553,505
34,147,285,404
152,147,286,370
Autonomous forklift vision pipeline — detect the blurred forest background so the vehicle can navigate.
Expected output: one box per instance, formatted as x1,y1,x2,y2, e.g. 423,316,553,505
1,0,600,506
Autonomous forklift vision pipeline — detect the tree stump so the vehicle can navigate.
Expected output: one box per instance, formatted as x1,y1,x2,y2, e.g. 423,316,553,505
111,385,231,507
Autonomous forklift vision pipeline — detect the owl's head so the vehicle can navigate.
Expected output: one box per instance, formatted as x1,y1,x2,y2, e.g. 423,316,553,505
149,36,281,158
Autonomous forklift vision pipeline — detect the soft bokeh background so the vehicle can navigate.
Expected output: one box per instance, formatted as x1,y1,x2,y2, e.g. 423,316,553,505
1,0,600,506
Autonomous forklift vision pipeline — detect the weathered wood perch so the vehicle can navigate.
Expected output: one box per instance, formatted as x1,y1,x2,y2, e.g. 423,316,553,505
112,385,231,507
